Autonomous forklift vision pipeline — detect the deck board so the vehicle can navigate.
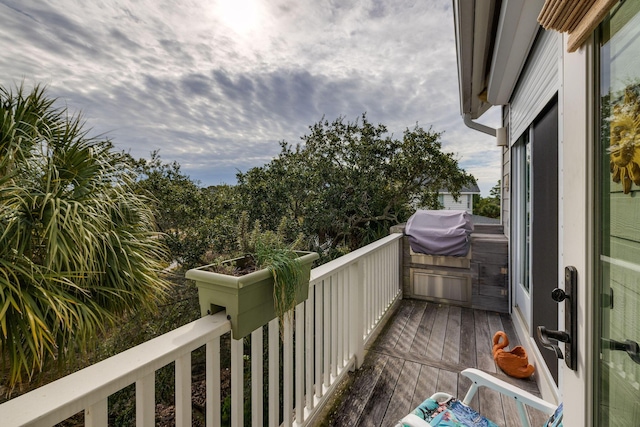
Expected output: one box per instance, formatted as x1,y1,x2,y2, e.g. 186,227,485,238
376,302,414,351
409,302,436,355
380,360,421,426
474,309,497,373
328,352,388,426
410,364,440,409
425,305,450,361
395,301,427,354
322,299,552,427
442,305,461,365
357,355,404,427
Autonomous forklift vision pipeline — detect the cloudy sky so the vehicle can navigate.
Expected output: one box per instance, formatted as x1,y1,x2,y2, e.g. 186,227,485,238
1,0,501,195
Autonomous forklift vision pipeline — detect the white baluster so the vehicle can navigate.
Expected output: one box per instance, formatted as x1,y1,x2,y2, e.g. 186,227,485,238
136,373,155,427
283,318,294,426
175,353,191,427
315,281,324,397
206,337,221,427
305,286,316,411
268,319,279,427
231,337,243,427
85,398,108,427
251,328,263,427
295,303,305,423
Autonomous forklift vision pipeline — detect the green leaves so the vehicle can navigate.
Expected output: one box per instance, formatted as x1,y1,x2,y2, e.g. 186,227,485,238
250,226,304,331
236,114,475,256
129,151,238,268
474,181,501,218
0,84,169,390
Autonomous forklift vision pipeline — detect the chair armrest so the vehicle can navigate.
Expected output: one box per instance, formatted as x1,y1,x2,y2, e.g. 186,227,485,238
461,368,557,415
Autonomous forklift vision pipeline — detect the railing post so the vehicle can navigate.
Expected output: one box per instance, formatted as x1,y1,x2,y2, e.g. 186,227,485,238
350,261,365,369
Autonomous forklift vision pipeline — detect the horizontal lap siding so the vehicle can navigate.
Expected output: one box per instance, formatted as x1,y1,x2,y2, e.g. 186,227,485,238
510,30,561,143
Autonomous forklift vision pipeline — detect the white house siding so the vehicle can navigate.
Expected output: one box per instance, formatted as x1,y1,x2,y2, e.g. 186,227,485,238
510,30,562,144
441,193,474,213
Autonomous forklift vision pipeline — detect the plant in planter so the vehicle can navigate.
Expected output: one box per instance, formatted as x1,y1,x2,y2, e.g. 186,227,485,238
186,216,318,339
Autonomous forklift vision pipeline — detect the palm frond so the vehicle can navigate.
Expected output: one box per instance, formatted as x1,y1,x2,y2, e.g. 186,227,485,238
0,83,170,391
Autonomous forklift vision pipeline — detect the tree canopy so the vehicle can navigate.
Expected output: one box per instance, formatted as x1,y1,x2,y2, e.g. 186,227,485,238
129,152,239,268
237,114,475,256
473,181,501,219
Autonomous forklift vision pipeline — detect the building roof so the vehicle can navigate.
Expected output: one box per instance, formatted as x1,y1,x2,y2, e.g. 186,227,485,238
440,183,481,194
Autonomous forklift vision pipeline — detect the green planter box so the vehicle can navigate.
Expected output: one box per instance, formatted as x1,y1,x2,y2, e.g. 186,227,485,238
186,251,319,339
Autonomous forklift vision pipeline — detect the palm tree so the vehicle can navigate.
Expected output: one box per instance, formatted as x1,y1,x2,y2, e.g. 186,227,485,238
0,84,169,389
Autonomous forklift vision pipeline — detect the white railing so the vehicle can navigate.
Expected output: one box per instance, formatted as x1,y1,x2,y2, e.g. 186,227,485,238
0,233,402,427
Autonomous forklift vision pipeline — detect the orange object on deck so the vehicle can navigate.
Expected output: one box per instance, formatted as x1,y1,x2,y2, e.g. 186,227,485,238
492,331,535,379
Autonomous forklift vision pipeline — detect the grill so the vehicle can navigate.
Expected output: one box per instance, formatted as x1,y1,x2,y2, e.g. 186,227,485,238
392,211,509,313
405,210,473,256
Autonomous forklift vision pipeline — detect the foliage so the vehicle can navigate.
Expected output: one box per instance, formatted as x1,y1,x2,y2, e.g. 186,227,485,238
235,215,305,327
129,152,238,268
236,114,475,256
473,181,501,218
0,84,169,390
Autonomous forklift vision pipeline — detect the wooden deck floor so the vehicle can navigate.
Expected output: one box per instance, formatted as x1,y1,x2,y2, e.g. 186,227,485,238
319,299,550,427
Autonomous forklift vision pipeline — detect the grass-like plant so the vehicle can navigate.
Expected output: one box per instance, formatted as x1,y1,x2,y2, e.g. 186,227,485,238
254,238,303,327
0,84,169,391
236,214,305,329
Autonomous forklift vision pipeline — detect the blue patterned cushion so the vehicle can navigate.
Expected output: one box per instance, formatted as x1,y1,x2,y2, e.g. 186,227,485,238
404,397,499,427
543,403,563,427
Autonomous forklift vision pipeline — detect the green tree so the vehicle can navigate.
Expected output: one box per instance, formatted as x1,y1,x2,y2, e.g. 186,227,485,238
474,181,501,218
237,114,475,256
129,152,239,268
0,84,169,388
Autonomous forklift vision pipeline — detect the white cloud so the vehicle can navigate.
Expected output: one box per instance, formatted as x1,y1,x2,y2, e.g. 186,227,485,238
0,0,501,195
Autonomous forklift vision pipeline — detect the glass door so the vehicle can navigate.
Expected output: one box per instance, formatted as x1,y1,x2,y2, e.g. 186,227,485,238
597,2,640,425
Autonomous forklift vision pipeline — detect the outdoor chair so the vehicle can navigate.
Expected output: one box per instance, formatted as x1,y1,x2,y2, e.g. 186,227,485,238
396,368,562,427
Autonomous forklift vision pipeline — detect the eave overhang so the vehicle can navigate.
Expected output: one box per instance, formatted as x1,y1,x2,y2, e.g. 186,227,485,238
453,0,545,120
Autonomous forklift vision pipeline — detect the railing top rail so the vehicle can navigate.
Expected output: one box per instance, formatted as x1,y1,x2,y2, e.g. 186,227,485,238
309,233,402,283
0,312,231,426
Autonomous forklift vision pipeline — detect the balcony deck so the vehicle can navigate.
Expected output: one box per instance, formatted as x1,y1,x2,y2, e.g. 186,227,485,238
322,299,550,427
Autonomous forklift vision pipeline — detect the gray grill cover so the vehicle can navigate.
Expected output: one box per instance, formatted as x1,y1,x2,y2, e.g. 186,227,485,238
405,210,474,256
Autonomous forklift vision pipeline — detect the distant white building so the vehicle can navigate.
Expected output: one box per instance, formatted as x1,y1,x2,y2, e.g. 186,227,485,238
437,183,480,214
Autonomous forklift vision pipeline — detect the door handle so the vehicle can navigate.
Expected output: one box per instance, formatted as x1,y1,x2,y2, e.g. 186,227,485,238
602,338,640,365
537,326,570,359
536,266,578,371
